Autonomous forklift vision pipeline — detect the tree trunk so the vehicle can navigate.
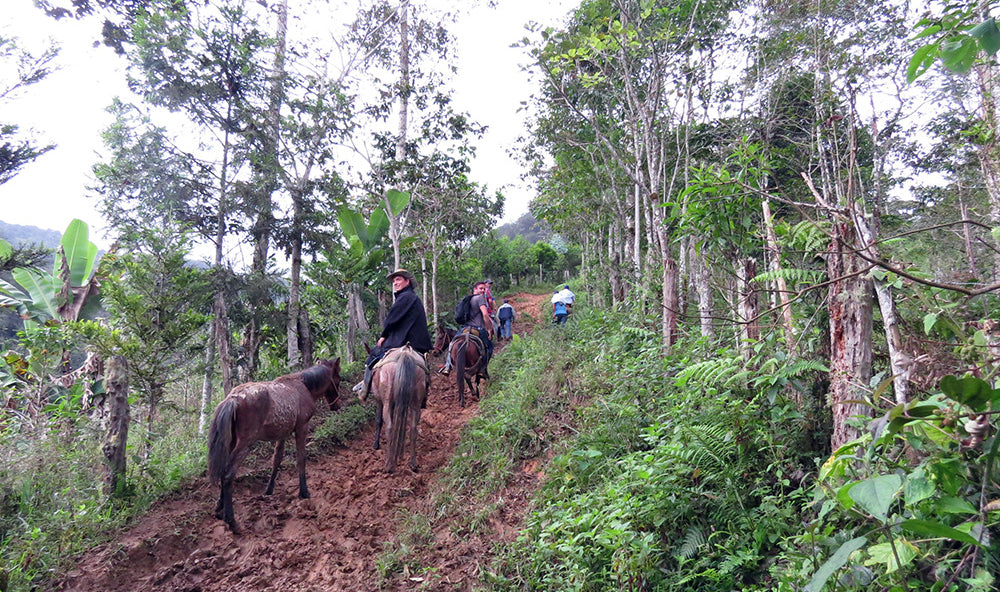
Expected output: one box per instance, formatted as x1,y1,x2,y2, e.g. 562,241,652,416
243,0,288,379
961,199,978,275
662,253,679,350
420,253,428,305
431,233,440,327
215,291,233,394
737,257,760,360
201,104,234,431
286,187,303,369
761,195,795,352
102,355,129,498
827,220,874,449
694,244,714,339
386,0,411,269
853,203,909,404
198,322,216,436
299,307,313,367
346,283,368,364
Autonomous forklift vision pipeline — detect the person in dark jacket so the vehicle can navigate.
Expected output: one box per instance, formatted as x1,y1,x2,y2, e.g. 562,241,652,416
355,268,432,398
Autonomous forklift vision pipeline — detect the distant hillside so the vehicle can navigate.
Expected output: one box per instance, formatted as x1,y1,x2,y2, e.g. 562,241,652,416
0,220,62,248
496,212,552,244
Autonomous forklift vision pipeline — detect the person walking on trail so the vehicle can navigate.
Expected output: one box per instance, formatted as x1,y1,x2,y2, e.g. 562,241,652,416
497,298,515,340
552,284,576,317
354,268,432,399
440,281,494,377
553,297,569,325
552,284,575,306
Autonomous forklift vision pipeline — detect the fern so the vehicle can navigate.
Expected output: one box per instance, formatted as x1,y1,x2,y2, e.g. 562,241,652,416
675,526,707,560
780,219,831,255
621,326,657,339
675,354,754,390
751,266,824,287
752,356,828,389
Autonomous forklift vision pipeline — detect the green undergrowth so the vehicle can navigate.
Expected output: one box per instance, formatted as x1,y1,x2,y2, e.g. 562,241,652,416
1,403,205,591
369,299,827,591
474,308,819,591
408,300,1000,591
3,363,373,592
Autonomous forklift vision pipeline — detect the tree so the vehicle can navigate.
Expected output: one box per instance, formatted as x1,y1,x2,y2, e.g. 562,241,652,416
0,35,57,186
82,226,210,438
124,0,273,427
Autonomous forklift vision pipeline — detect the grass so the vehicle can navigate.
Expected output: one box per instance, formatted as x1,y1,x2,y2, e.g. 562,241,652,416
0,362,378,592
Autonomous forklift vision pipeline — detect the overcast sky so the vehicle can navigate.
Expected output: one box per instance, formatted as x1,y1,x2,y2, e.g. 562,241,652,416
0,0,574,247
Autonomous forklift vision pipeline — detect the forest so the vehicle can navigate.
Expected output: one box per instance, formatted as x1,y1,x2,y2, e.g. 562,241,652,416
2,0,1000,590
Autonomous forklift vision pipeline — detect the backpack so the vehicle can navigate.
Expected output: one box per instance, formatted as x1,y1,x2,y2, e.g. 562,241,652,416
454,294,474,325
498,305,513,321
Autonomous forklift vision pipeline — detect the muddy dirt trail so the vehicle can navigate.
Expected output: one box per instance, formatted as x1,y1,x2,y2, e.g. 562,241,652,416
55,291,554,592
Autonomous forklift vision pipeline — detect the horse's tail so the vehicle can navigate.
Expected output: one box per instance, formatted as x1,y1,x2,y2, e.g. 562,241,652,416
387,353,416,470
208,398,237,485
456,337,468,404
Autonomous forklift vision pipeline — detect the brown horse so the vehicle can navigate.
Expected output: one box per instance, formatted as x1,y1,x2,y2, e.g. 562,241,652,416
448,329,485,408
431,323,455,355
208,358,341,534
360,346,428,473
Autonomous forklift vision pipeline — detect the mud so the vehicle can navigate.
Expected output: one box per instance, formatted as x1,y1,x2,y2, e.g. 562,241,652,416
54,291,553,592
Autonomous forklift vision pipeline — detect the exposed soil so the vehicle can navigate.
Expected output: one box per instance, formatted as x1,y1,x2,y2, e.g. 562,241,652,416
54,291,553,592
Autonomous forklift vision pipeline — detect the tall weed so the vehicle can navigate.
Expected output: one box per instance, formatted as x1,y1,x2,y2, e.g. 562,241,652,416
486,307,816,591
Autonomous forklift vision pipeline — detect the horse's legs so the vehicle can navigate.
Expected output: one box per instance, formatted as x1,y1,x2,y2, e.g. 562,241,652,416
294,428,310,499
375,396,393,451
373,406,383,450
216,444,252,534
219,475,241,534
265,439,285,495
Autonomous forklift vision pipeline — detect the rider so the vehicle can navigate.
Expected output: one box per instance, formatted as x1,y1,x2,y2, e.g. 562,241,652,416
355,268,432,399
440,281,494,378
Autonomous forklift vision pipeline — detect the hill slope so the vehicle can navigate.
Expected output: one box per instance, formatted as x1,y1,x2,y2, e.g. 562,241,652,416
55,291,553,592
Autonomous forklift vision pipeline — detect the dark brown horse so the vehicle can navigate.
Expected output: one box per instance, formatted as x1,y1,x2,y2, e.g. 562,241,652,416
448,329,485,408
208,358,341,534
431,323,455,355
359,346,428,473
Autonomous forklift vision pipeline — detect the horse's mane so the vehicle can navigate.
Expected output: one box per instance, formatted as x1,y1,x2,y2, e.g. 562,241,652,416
298,364,332,391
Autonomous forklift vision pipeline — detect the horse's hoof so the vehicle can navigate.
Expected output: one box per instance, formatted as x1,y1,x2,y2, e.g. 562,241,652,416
373,442,380,450
228,522,243,535
300,492,310,499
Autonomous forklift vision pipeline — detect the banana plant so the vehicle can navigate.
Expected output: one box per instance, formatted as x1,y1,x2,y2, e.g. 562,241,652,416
0,218,101,332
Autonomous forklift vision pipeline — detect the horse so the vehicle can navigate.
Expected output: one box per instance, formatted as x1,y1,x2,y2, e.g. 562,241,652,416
208,358,341,534
448,329,486,408
359,346,429,473
431,323,455,356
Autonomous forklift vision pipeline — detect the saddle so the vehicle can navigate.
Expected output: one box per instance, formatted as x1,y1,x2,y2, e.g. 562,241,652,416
373,345,431,390
457,327,486,361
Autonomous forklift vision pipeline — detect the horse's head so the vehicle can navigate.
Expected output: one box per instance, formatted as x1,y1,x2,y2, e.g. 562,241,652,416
432,324,455,355
319,357,342,410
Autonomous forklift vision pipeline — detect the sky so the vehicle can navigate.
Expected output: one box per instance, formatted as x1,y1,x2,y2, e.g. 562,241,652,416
0,0,575,248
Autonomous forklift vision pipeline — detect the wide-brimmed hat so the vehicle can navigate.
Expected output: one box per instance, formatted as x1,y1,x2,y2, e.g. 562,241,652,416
387,268,415,282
